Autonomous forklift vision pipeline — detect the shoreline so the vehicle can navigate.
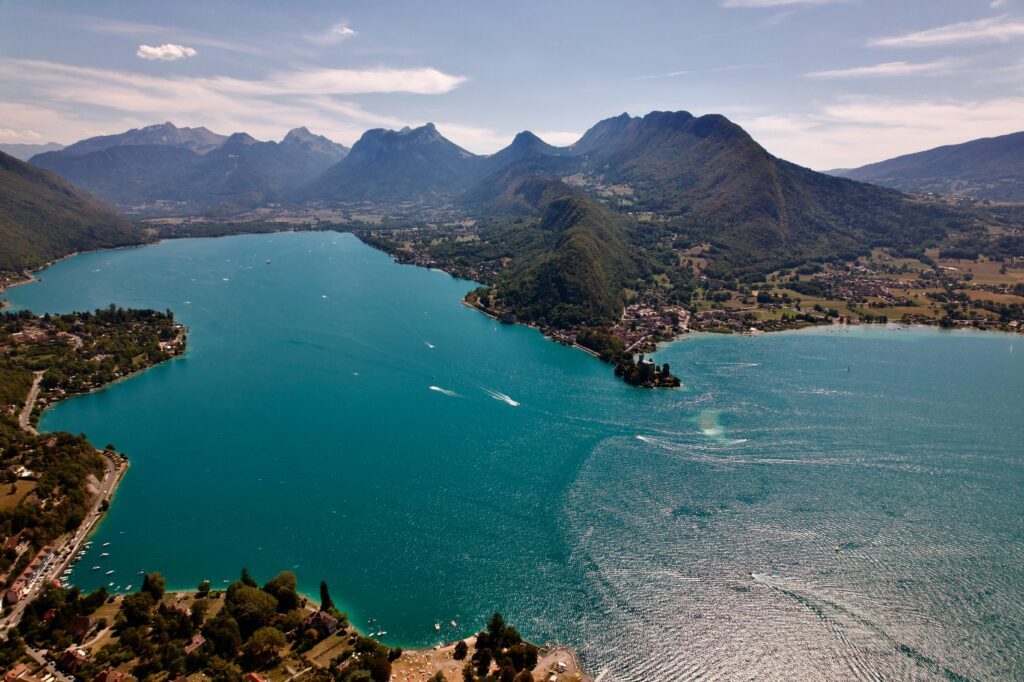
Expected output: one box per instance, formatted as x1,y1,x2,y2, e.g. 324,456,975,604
0,317,186,630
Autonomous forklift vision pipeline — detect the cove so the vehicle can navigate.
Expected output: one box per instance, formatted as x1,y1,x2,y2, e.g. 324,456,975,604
5,232,1023,681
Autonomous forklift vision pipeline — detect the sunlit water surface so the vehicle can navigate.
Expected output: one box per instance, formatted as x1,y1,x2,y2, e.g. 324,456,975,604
6,232,1022,680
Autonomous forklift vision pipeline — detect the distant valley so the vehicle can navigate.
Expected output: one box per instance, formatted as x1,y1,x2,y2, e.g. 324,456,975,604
3,111,1023,376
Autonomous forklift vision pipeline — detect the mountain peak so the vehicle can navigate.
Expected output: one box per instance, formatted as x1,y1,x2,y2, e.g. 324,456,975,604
54,122,228,157
284,126,313,140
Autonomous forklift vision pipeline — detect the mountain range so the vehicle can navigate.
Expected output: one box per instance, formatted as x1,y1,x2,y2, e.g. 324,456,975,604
832,131,1024,202
31,123,349,213
0,151,142,273
10,111,1016,285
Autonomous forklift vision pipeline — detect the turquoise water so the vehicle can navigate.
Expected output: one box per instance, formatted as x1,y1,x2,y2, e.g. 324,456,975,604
5,232,1023,681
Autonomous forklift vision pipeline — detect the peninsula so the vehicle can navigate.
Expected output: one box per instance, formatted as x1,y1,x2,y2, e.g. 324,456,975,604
5,569,589,682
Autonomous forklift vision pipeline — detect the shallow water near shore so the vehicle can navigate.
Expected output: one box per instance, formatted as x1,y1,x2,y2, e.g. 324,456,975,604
6,232,1023,681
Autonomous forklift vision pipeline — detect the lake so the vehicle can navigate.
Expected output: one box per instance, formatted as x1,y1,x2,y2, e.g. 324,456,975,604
5,232,1023,680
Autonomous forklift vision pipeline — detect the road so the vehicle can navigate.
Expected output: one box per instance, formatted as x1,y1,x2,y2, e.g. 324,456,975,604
18,371,44,434
24,645,72,682
1,454,123,632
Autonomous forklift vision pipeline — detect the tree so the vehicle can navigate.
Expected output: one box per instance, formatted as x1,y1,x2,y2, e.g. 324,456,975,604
453,640,468,660
240,568,258,588
198,580,212,598
262,571,299,612
225,585,277,638
428,673,446,682
203,612,242,656
487,612,506,642
474,648,492,677
388,647,403,662
191,598,209,628
242,626,287,669
319,580,334,612
122,592,155,626
141,572,166,601
513,671,533,682
462,662,476,682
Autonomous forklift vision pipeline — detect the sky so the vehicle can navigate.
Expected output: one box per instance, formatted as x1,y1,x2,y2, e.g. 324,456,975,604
0,0,1022,170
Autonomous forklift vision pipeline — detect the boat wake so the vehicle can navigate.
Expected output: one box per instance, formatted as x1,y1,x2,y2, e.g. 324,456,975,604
429,386,458,397
482,387,520,407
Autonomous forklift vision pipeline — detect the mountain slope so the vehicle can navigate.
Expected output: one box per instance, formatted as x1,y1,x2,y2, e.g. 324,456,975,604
831,132,1024,202
467,111,974,275
0,151,142,272
497,190,637,327
306,124,483,202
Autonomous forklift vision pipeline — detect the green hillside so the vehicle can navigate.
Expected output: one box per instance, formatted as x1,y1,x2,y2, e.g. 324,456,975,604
0,151,143,274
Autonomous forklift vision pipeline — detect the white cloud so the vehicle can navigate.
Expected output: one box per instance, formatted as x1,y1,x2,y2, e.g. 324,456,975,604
805,59,961,79
740,96,1024,169
136,44,198,61
80,16,271,57
991,0,1009,8
306,23,357,45
0,58,467,146
869,16,1024,47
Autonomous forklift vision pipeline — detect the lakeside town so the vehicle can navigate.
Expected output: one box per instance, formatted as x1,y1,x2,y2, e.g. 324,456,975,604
359,223,1024,349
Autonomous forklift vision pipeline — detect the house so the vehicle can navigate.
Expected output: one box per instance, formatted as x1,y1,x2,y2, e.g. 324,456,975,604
68,614,96,641
94,668,134,682
183,633,207,656
303,610,339,637
5,664,29,682
58,647,89,675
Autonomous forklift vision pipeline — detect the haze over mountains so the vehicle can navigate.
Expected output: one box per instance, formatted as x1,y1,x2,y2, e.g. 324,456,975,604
832,131,1024,203
0,142,64,162
31,123,349,213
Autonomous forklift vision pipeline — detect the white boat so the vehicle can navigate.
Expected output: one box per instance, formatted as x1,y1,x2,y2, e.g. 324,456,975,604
102,542,110,547
434,623,441,631
105,570,114,575
99,553,109,558
125,585,132,591
92,566,100,570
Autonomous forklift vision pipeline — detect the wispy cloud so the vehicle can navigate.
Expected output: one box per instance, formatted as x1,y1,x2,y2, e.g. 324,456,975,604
0,58,467,146
79,15,270,57
869,15,1024,47
136,44,197,61
741,96,1024,169
634,70,690,81
306,22,357,45
805,59,961,79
